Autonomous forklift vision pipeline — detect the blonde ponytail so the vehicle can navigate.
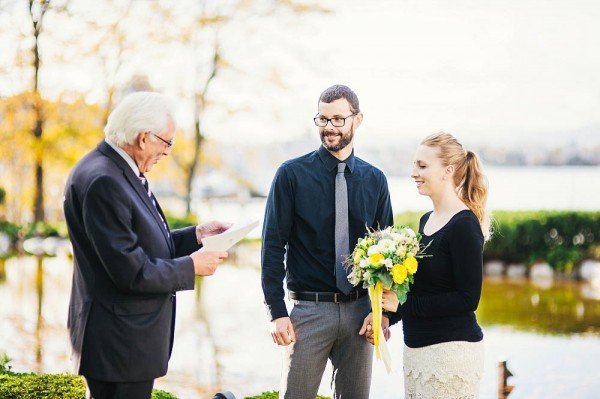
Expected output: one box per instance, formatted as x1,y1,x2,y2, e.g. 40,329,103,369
421,133,491,240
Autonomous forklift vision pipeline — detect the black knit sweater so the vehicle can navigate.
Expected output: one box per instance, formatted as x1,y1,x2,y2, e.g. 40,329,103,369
390,209,484,348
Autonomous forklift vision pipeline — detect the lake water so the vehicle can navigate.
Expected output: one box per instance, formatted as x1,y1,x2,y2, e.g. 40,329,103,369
195,166,600,239
1,247,599,399
389,165,600,212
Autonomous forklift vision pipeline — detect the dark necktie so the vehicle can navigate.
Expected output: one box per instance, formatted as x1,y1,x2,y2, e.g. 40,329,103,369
138,173,150,195
335,162,353,295
139,173,169,236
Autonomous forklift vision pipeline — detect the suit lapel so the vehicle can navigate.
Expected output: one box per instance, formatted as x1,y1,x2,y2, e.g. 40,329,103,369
151,193,176,250
96,141,175,255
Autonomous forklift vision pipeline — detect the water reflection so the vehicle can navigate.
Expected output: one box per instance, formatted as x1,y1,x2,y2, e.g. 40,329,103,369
194,275,224,389
0,258,6,282
35,256,43,373
478,277,600,335
1,246,599,399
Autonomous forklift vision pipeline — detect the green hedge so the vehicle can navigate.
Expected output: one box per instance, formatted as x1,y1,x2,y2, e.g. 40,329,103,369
484,211,600,271
395,210,600,271
0,373,330,399
0,372,177,399
0,221,20,242
0,371,86,399
0,354,331,399
164,212,198,230
246,392,330,399
0,372,331,399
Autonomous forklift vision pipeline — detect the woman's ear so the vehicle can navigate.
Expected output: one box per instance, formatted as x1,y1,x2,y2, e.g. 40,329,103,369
445,164,455,179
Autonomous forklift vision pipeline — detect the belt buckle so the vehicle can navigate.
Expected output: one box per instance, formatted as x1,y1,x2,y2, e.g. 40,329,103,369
333,293,341,303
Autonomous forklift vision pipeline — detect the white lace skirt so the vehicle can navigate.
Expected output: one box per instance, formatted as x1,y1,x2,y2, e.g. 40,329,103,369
403,341,484,399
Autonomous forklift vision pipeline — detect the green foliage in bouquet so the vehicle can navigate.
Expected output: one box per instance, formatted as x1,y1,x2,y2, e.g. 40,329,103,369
347,225,427,304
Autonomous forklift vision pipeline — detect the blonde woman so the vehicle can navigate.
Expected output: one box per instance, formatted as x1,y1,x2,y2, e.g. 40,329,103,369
382,132,490,398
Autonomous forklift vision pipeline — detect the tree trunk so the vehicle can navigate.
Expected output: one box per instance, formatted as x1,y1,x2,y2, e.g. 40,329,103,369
184,45,220,217
184,110,203,217
29,0,50,223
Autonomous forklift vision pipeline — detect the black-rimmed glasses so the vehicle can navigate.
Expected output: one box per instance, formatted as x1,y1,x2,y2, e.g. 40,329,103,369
313,113,357,127
150,133,174,148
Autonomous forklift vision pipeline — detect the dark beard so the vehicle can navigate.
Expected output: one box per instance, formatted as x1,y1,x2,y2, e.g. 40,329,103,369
321,127,354,152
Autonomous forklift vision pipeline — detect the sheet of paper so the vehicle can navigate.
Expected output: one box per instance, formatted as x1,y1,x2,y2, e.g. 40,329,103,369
201,219,259,251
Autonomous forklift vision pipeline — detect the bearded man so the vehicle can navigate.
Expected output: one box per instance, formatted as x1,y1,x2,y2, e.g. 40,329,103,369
261,85,394,399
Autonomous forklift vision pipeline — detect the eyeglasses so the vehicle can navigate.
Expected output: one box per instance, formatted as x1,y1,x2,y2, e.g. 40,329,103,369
313,113,357,127
150,132,174,148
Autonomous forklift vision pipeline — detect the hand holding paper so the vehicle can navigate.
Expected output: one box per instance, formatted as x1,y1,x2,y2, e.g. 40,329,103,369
196,220,234,245
201,219,259,251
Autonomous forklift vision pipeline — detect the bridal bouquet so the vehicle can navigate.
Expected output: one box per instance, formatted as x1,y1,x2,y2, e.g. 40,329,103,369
346,225,427,371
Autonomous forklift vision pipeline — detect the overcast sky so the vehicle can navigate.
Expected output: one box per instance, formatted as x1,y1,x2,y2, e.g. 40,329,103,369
2,0,599,148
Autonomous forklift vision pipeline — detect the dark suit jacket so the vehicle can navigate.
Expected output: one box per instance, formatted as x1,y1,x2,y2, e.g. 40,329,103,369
64,140,199,382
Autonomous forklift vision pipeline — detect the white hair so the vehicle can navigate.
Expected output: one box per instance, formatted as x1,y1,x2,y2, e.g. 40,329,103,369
104,91,175,146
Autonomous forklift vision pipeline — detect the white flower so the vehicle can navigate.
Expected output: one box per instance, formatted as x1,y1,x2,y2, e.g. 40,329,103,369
381,258,393,269
405,228,416,238
395,248,407,258
367,244,382,256
359,259,370,268
391,232,403,242
378,239,396,253
348,270,360,285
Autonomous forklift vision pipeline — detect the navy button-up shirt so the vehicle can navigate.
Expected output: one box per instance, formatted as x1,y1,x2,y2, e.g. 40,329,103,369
261,145,394,320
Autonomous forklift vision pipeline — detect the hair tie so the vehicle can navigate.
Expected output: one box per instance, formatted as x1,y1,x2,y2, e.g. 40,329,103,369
464,149,468,156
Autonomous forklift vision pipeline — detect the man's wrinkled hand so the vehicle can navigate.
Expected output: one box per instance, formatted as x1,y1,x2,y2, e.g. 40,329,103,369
190,249,228,276
196,220,232,244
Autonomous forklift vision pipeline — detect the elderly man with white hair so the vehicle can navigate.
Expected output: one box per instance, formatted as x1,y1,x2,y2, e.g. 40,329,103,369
63,91,230,399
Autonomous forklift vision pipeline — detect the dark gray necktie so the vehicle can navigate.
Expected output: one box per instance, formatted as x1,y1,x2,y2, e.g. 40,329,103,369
138,173,151,196
335,162,353,294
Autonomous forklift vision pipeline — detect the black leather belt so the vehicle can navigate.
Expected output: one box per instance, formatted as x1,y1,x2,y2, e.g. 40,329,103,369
289,290,367,304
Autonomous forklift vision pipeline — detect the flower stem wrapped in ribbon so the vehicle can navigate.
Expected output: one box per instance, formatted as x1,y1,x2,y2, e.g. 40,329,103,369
346,225,428,371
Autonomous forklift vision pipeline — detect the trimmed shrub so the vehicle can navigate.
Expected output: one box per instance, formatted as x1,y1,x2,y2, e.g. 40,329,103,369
0,221,20,241
393,211,423,232
485,211,600,271
245,392,331,399
395,210,600,271
152,389,180,399
22,221,61,239
0,358,181,399
0,371,86,399
165,212,198,230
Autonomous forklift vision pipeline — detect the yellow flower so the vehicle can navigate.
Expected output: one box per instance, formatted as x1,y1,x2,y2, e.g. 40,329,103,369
354,249,366,263
403,256,418,274
392,263,407,284
369,253,385,268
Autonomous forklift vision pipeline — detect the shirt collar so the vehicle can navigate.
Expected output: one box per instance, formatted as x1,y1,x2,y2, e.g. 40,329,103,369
105,138,141,176
317,145,355,173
